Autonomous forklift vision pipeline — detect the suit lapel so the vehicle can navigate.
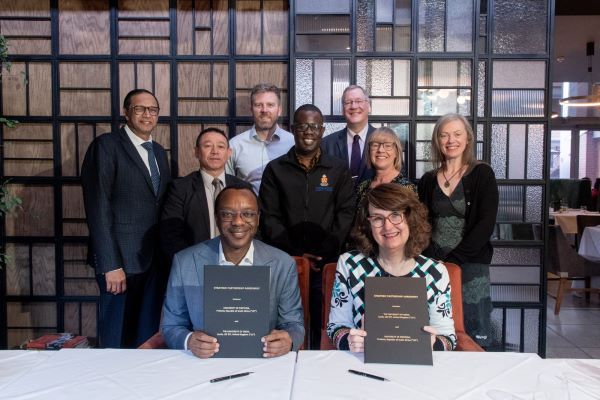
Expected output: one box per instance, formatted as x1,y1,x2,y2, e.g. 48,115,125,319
117,128,155,195
252,240,274,266
335,129,349,163
191,172,211,240
193,239,220,285
155,144,170,196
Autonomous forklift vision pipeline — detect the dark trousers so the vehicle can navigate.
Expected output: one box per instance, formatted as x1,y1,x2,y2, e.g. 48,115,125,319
95,265,165,348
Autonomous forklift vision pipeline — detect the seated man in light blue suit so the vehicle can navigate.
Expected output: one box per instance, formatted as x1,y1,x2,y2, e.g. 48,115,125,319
161,183,304,358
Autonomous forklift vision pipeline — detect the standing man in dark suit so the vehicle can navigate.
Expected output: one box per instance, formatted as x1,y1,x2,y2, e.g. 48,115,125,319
321,85,375,186
160,127,252,262
81,89,172,348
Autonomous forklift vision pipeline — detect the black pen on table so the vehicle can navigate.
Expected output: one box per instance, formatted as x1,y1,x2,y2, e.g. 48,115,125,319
210,372,253,383
348,369,388,382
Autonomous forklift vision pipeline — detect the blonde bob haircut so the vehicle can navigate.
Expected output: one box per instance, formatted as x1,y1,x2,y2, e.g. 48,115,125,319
366,127,404,172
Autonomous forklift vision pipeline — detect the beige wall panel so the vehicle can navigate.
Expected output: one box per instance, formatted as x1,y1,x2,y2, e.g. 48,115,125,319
61,123,104,177
194,0,211,27
213,62,229,98
176,0,193,55
119,39,170,55
118,20,169,36
177,124,200,177
60,62,110,88
213,0,229,55
4,142,53,159
63,303,80,334
64,243,87,261
155,63,171,117
153,124,171,151
0,20,50,35
195,30,212,55
235,62,287,88
62,185,85,219
5,244,30,296
118,0,168,17
178,63,211,97
28,63,52,116
4,38,51,55
82,303,97,340
2,62,26,115
4,160,53,177
0,0,50,16
119,63,136,111
32,244,55,296
236,1,261,55
64,280,99,296
178,99,228,117
263,0,288,55
7,329,54,349
64,262,95,278
60,90,111,116
4,184,54,236
59,0,110,54
63,222,88,236
136,63,155,92
4,123,52,140
7,302,56,327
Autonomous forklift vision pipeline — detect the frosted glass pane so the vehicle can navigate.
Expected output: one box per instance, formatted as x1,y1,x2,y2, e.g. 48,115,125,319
417,88,471,116
477,123,484,141
418,0,444,52
332,60,350,115
527,124,544,179
497,185,522,221
493,61,546,89
296,15,350,34
523,309,539,353
526,186,542,223
356,59,392,96
416,142,431,159
323,122,347,138
376,0,394,23
418,60,471,86
357,0,375,52
508,124,526,179
376,26,393,52
296,35,350,52
371,98,410,116
492,90,544,117
394,0,411,51
416,123,435,140
491,124,507,179
491,266,540,284
314,59,332,115
416,160,431,178
296,0,350,13
492,285,539,302
492,247,540,265
295,59,313,109
493,0,547,54
447,0,472,52
393,60,410,96
395,0,411,25
478,61,486,117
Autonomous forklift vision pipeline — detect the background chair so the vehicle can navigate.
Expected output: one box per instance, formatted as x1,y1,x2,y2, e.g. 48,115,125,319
292,256,310,350
320,261,484,351
548,225,600,314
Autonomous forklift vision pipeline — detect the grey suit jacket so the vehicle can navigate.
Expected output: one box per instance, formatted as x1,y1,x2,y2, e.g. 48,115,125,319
161,238,305,351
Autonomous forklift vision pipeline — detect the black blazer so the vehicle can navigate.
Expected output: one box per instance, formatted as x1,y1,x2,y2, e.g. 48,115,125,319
81,128,171,275
160,171,252,261
320,124,376,185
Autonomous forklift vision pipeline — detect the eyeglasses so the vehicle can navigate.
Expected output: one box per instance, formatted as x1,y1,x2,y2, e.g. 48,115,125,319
129,105,160,116
369,141,396,151
218,210,258,222
294,123,323,133
367,212,405,227
342,99,368,107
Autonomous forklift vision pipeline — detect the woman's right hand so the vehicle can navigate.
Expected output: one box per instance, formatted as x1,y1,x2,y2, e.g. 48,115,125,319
347,328,367,353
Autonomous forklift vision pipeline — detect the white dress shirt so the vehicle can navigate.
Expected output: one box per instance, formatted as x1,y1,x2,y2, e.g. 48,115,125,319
124,124,159,176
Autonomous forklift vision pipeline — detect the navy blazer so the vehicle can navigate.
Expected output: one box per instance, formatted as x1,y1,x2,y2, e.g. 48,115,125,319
161,238,305,351
321,124,376,185
160,171,252,261
81,128,171,274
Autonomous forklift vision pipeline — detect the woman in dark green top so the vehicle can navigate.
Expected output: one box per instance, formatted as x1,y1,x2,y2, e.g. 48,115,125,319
417,114,498,348
356,127,417,206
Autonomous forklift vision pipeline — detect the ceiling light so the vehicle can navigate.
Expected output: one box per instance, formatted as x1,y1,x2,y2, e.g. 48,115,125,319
559,83,600,107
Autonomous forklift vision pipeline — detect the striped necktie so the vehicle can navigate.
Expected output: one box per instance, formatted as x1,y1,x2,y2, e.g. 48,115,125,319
141,141,160,195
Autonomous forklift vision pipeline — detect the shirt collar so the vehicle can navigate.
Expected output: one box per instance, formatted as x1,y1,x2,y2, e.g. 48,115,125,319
124,124,153,146
218,240,254,266
347,124,369,141
200,169,226,186
251,125,282,143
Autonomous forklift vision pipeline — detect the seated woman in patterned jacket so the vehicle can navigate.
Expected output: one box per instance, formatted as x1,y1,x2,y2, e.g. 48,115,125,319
327,184,456,351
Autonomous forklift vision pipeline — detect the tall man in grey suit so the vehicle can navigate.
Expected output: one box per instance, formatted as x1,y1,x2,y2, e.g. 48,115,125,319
321,85,375,186
160,127,252,262
161,185,304,358
81,89,172,348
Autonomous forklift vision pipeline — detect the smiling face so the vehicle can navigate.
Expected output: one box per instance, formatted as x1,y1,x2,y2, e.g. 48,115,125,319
124,92,159,140
369,132,399,173
292,109,325,157
368,204,409,253
251,91,282,135
437,119,469,163
216,188,259,254
195,131,231,175
342,87,370,131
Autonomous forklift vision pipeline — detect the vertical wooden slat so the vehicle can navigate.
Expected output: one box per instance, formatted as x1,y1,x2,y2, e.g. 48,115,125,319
236,0,261,55
1,62,26,115
32,244,55,296
4,185,54,236
263,0,288,55
28,63,52,116
58,0,110,54
4,244,31,296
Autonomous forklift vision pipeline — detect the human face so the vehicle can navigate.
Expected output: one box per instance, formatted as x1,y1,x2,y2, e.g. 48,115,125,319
438,119,469,162
293,110,324,157
251,91,282,134
195,131,232,174
216,189,259,253
369,133,398,172
368,204,409,253
124,92,159,140
342,88,370,131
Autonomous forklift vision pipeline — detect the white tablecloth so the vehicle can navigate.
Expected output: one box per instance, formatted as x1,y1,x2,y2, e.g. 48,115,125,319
292,351,600,400
552,210,600,235
578,225,600,262
0,349,296,400
0,351,54,391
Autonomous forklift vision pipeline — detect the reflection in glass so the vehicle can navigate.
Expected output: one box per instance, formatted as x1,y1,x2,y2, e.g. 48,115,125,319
497,185,523,221
508,124,526,179
418,60,471,86
295,59,313,109
416,122,435,140
493,0,547,54
417,88,472,116
296,35,350,52
492,90,544,117
394,0,411,51
371,98,409,116
491,124,507,179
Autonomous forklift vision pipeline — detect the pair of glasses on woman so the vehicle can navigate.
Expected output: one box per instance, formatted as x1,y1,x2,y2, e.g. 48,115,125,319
367,211,405,227
368,142,395,151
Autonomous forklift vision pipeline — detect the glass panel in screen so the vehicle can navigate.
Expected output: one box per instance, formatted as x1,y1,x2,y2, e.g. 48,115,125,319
508,124,526,179
333,60,350,115
295,14,350,52
418,0,444,52
357,59,410,116
491,124,507,179
527,124,544,180
477,61,485,117
296,0,350,13
295,59,313,109
446,0,472,52
417,89,471,116
394,0,411,51
492,0,547,54
314,59,332,115
357,0,375,51
493,61,546,89
323,122,347,139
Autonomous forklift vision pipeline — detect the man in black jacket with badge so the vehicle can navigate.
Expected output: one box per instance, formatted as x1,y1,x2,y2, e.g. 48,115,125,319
259,104,355,348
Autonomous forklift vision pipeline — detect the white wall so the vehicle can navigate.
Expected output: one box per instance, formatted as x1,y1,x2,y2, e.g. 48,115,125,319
553,16,600,83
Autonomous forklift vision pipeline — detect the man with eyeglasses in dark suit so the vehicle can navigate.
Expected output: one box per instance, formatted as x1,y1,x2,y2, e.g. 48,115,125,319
81,89,172,348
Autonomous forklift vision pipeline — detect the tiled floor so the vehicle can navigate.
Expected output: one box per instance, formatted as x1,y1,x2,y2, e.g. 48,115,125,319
545,292,600,359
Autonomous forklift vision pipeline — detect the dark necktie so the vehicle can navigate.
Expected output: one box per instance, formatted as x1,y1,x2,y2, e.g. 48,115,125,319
141,142,160,195
350,134,361,178
212,178,223,237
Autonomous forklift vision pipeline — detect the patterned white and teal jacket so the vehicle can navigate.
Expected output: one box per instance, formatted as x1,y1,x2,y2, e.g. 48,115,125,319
327,251,457,351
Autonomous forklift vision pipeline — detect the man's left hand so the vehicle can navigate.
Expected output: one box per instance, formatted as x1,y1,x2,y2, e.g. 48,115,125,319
261,329,292,358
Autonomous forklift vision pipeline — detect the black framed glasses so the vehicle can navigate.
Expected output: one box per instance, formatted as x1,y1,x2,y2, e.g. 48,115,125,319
129,105,160,116
218,210,258,222
294,123,323,132
367,212,405,227
369,141,396,151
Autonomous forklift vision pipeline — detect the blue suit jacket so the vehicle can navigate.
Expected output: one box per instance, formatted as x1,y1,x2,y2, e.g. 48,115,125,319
321,124,376,185
161,238,305,351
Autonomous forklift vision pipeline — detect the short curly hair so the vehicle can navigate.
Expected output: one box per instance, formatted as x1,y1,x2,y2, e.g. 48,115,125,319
351,184,431,258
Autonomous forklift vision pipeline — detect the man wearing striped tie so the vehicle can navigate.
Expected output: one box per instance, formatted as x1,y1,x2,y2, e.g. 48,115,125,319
81,89,172,348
